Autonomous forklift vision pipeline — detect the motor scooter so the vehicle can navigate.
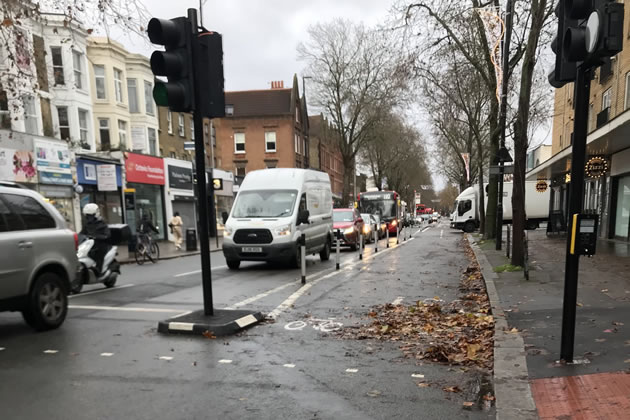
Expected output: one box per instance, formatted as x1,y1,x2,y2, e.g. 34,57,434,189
72,236,120,294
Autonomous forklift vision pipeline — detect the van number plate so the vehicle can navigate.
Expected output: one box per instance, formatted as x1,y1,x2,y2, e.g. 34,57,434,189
242,247,262,253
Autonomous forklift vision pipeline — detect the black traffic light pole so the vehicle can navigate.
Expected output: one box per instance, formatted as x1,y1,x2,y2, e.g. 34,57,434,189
559,65,590,362
188,8,214,315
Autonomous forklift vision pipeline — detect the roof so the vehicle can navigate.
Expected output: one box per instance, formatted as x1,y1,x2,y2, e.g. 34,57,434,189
225,89,292,117
240,168,330,191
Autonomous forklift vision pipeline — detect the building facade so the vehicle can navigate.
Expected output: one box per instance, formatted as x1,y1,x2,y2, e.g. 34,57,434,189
308,114,344,200
214,76,308,179
528,5,630,241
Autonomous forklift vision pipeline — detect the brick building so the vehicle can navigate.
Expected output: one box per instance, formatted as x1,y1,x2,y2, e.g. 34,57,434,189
309,114,344,200
213,75,308,178
527,4,630,241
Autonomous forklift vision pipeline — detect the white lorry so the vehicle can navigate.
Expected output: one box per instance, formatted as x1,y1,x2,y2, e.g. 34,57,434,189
450,181,549,233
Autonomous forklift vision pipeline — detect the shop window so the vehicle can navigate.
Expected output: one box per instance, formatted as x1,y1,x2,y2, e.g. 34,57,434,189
265,131,276,152
3,194,55,230
114,68,124,103
144,80,154,115
625,72,630,111
72,50,84,89
118,120,127,149
57,106,70,140
94,65,106,99
190,118,194,140
225,104,234,116
99,119,111,151
127,78,139,113
234,132,245,153
602,88,612,110
51,47,64,86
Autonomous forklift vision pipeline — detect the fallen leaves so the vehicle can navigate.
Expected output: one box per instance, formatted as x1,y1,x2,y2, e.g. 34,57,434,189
202,330,216,339
417,382,430,388
462,401,475,409
443,386,461,393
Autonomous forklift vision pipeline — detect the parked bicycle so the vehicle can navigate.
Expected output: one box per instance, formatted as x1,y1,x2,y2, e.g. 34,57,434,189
135,231,160,265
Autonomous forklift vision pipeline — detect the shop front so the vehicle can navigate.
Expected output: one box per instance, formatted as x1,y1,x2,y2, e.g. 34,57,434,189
76,156,124,225
610,148,630,241
210,168,234,236
164,158,196,243
33,138,77,230
124,152,166,239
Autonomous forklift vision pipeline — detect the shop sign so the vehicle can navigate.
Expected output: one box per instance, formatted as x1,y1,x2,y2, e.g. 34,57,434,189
131,126,147,151
34,139,72,185
0,148,37,183
585,156,609,178
77,159,122,188
97,164,118,191
535,180,548,193
125,153,165,185
168,165,193,190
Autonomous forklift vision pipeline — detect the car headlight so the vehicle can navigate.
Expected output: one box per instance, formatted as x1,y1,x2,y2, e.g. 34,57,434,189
362,225,370,234
344,227,354,235
391,220,397,227
274,224,291,236
223,226,233,237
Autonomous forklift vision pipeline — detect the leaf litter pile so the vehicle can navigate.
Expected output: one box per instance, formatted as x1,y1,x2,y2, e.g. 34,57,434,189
337,238,494,370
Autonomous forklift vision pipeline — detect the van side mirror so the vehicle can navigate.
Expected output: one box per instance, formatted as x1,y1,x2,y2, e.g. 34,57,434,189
297,209,310,225
221,211,229,224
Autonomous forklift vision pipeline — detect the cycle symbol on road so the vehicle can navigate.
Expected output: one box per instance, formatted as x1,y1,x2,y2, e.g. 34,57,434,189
284,318,343,333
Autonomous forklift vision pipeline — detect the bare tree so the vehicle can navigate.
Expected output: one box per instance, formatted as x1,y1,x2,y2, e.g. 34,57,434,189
298,19,412,206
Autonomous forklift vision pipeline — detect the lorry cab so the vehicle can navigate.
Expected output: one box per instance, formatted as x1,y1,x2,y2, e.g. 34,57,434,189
222,168,333,269
450,187,477,233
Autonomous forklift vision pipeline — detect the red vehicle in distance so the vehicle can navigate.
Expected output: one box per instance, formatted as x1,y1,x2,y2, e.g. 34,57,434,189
357,191,400,235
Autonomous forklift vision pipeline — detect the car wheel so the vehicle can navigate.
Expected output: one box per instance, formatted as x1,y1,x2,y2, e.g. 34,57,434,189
226,259,241,270
22,272,68,331
463,221,476,233
526,220,538,230
320,238,331,261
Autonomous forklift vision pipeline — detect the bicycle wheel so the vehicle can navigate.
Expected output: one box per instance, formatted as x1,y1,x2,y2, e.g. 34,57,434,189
149,242,160,263
135,243,146,265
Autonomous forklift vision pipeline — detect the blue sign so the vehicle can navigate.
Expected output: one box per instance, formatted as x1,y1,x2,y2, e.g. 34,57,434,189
39,170,73,185
76,158,122,187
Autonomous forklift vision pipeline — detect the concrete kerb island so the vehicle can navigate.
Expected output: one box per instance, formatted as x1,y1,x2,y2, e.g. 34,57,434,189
466,234,539,420
157,309,265,337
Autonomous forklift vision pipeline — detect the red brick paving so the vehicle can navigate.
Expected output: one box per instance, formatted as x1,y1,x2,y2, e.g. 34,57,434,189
531,372,630,420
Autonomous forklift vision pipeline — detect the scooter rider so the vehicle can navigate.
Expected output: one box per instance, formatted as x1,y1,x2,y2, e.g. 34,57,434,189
81,203,111,274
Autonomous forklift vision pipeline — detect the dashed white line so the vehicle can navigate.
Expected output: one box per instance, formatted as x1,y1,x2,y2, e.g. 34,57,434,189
226,281,299,310
440,229,444,238
345,368,358,373
421,226,430,233
174,265,228,277
218,359,232,364
0,347,5,351
68,283,134,298
100,352,114,357
283,364,296,368
411,373,425,378
43,350,58,354
159,356,173,361
391,296,404,305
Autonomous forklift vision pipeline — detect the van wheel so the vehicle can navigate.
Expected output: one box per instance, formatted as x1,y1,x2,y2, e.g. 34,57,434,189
22,272,68,331
526,220,538,230
226,259,240,270
463,221,476,233
320,238,331,261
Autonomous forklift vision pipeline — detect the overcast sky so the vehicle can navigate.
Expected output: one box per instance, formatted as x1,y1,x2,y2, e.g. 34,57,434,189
105,0,398,92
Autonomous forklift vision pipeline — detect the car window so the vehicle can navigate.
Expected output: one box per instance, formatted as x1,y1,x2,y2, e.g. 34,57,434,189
0,194,26,231
298,193,307,212
3,193,56,230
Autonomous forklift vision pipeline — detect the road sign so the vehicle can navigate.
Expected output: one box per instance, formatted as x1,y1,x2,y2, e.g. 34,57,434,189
489,165,514,175
184,141,195,150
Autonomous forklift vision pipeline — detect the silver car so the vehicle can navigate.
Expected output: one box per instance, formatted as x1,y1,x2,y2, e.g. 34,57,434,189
0,185,77,330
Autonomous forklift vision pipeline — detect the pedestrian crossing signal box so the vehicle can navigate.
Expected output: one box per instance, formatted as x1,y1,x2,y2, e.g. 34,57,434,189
570,213,598,257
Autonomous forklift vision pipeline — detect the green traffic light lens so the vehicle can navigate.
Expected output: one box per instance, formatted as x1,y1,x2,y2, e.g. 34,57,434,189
153,83,169,107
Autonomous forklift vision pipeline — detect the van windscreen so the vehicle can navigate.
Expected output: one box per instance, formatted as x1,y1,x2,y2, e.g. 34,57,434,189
232,190,298,218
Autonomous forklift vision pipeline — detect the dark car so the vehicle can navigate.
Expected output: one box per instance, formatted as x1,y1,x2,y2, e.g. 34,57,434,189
333,208,364,251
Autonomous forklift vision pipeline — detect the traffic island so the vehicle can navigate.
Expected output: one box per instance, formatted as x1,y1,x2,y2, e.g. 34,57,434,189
157,309,264,337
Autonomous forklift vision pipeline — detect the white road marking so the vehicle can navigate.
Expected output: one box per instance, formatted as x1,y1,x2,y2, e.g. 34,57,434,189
69,305,186,313
168,310,192,319
267,270,340,319
345,368,358,373
414,229,421,236
168,322,194,331
174,265,228,277
226,281,299,310
421,227,430,233
440,229,443,238
283,364,296,368
391,297,404,305
68,283,134,298
411,373,425,378
235,314,258,328
159,356,173,361
0,347,4,351
100,352,114,357
218,359,232,364
43,350,58,354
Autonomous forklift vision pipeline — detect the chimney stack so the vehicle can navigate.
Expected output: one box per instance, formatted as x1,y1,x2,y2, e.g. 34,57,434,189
270,81,284,89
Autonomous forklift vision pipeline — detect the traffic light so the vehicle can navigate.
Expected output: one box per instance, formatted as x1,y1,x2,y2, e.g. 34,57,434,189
147,17,195,112
195,32,225,118
549,0,624,88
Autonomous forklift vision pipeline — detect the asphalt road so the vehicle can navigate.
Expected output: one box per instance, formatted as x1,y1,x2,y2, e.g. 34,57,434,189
0,221,494,420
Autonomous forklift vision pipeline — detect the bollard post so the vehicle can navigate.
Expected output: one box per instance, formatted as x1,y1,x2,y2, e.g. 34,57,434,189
335,229,340,270
507,225,511,259
300,233,306,284
396,223,399,245
359,231,363,260
386,225,390,248
374,225,378,253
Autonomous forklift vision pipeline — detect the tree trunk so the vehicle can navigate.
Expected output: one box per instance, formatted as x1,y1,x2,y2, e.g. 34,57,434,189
342,155,355,207
477,155,486,236
484,97,500,240
511,0,547,267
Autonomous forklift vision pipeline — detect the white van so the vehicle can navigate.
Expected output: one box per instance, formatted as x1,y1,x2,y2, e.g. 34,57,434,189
222,168,334,269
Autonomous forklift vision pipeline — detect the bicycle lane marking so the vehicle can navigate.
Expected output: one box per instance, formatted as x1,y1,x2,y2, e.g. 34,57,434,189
68,283,135,299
